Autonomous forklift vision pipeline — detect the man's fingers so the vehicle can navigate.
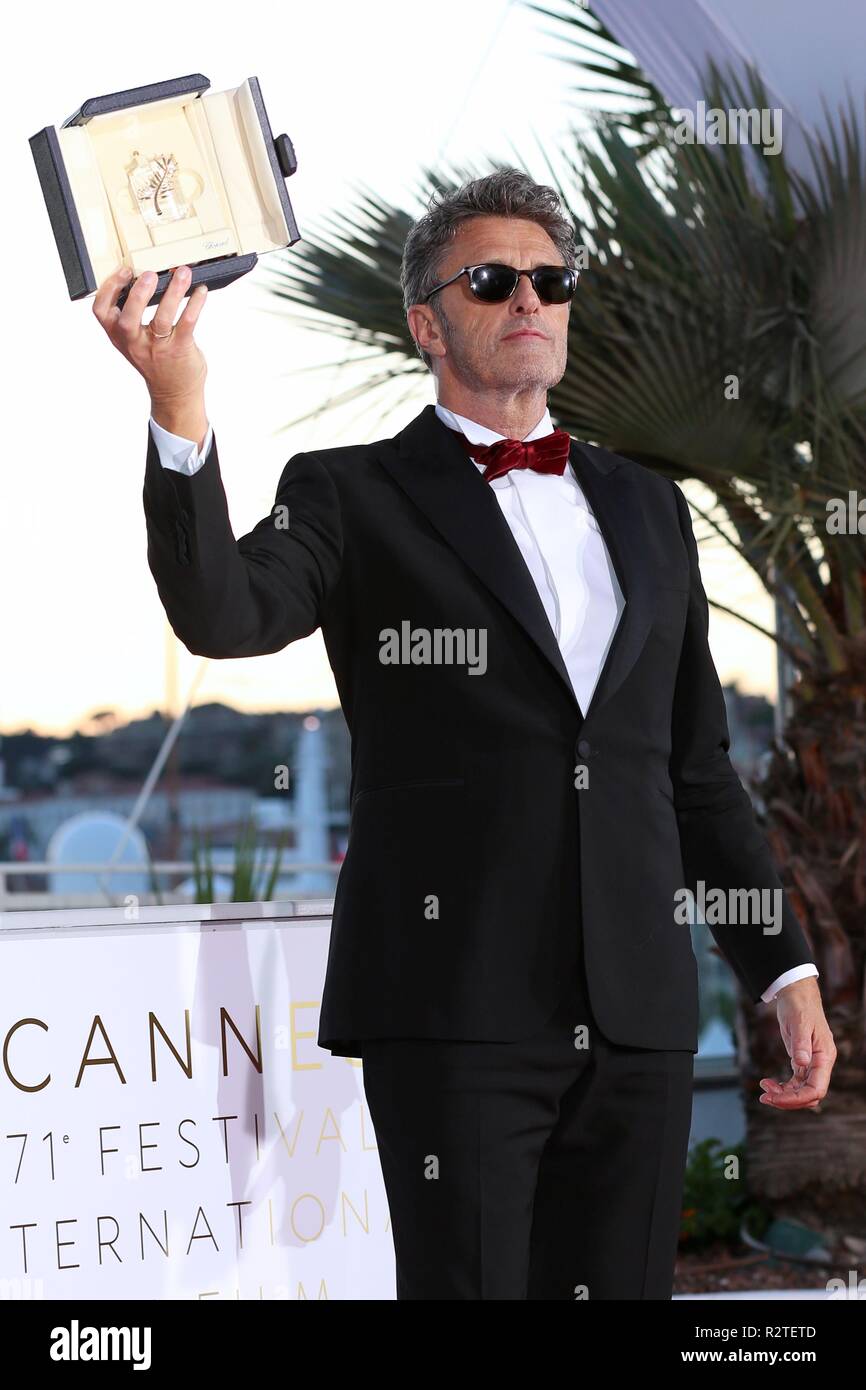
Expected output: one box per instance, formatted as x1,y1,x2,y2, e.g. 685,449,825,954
92,265,133,328
759,1083,824,1109
758,1057,833,1108
119,270,162,333
802,1053,834,1096
172,282,209,339
146,266,194,336
93,265,205,347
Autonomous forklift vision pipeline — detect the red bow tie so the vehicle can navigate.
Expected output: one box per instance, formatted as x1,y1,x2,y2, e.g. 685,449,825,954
454,427,572,483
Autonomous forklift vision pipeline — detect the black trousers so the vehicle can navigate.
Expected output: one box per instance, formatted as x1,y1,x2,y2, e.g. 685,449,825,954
361,949,695,1299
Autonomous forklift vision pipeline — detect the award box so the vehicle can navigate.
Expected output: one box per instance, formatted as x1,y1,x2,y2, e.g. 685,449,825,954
29,72,300,306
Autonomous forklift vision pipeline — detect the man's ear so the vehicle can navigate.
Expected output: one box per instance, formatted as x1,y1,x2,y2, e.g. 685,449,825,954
408,305,447,360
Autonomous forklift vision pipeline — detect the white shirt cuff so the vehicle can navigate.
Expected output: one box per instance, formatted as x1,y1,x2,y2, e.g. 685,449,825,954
149,415,213,476
761,963,819,1002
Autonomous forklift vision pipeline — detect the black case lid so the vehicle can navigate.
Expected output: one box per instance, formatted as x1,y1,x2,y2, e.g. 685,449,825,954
62,73,210,126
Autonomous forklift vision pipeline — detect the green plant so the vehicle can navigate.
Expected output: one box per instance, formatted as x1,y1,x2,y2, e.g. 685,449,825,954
680,1138,770,1248
190,817,288,903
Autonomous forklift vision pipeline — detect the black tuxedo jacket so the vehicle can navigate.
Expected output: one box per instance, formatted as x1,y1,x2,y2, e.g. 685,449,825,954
142,402,813,1055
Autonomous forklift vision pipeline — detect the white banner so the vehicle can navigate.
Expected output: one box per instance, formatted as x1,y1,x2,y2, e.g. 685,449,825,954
0,903,395,1300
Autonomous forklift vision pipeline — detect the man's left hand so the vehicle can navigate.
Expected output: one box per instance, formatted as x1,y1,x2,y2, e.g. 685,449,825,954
759,977,836,1111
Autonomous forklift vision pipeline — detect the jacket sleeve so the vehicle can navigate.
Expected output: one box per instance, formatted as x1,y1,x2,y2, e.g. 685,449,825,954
142,421,342,658
667,478,816,1002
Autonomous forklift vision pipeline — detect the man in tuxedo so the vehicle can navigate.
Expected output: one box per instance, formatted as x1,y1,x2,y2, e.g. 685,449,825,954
97,168,834,1300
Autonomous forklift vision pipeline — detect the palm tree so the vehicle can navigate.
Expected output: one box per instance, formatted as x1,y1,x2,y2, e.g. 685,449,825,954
257,4,866,1228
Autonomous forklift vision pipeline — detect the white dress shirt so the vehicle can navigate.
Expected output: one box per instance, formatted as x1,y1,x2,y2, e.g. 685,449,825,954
147,407,818,1003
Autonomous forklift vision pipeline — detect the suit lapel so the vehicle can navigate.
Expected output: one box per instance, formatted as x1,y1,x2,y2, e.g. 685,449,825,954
568,441,654,721
379,404,654,723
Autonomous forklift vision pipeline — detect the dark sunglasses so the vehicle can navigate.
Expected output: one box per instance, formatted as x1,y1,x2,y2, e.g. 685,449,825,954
422,262,577,305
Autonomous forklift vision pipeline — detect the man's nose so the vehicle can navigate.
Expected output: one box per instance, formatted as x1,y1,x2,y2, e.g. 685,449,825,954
510,273,542,311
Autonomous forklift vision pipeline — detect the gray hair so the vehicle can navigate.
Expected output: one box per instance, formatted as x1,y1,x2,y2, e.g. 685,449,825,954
400,168,577,373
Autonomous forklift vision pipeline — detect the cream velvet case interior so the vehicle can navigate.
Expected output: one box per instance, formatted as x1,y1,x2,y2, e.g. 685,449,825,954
30,72,300,303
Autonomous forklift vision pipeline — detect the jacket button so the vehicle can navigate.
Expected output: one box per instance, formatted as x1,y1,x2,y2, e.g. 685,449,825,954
577,738,592,758
175,520,191,565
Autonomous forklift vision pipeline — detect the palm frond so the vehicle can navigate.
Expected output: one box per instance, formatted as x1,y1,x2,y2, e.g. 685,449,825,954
258,39,866,673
